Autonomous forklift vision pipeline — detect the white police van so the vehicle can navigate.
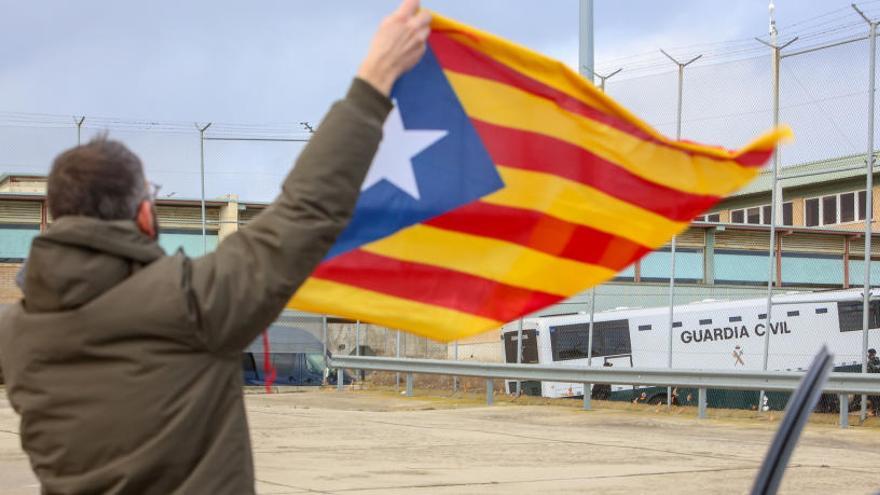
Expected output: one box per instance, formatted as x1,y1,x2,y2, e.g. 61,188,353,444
501,289,880,408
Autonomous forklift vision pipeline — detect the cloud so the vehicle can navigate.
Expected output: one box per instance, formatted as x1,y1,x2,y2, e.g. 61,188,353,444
1,0,875,202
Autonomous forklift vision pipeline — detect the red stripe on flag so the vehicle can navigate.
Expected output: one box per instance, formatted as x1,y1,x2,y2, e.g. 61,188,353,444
470,120,721,222
429,31,771,168
312,249,562,322
425,201,650,271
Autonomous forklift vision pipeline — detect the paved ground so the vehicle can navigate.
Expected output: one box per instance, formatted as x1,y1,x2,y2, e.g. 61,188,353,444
2,387,879,494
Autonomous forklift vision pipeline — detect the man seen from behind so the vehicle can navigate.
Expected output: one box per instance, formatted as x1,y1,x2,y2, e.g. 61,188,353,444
0,1,431,493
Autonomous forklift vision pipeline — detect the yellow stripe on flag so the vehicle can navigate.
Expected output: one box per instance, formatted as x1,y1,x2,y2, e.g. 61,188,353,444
445,71,761,197
360,224,617,297
432,14,622,120
485,166,689,248
431,13,789,161
290,278,501,341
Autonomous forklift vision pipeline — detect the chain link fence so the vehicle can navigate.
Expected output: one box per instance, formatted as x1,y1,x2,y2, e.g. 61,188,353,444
5,7,880,421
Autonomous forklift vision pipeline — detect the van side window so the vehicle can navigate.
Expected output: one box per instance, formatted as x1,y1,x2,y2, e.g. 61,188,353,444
503,330,540,364
838,301,880,332
549,319,631,361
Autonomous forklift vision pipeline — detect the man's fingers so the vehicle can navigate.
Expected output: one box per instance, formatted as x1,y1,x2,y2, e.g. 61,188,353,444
399,24,430,58
414,25,430,43
395,0,420,18
404,10,432,36
413,8,432,27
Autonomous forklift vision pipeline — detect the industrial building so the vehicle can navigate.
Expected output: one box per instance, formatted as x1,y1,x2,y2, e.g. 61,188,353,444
2,152,880,362
0,174,265,302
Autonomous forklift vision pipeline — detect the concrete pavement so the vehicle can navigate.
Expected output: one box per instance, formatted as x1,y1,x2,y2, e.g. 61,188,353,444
1,388,879,494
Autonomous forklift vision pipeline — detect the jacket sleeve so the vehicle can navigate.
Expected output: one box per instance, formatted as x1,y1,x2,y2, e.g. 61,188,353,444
185,78,392,354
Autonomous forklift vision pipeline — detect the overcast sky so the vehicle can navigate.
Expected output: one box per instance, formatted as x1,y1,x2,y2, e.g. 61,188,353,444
2,0,878,201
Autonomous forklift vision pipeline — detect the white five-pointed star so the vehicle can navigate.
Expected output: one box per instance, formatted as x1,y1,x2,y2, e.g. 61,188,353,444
361,104,448,200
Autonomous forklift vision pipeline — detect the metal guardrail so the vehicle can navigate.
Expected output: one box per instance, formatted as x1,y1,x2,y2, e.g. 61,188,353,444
330,356,880,394
329,355,880,425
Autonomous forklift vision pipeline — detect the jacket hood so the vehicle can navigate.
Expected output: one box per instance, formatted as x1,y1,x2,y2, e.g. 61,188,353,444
22,216,165,312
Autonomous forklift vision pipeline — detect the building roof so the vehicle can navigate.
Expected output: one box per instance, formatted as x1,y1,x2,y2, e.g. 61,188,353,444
0,173,270,208
730,152,879,198
0,174,48,185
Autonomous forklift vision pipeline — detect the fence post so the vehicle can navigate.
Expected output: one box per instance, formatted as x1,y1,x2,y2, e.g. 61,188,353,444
452,340,459,394
659,49,702,410
396,330,401,391
74,116,85,145
698,387,707,419
839,394,849,428
852,3,878,425
195,122,212,256
586,288,596,409
337,368,344,392
516,319,523,396
755,32,797,413
486,379,494,406
406,372,414,397
321,315,328,385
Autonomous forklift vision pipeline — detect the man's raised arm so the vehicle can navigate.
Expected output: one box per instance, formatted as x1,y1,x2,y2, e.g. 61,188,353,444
186,0,431,353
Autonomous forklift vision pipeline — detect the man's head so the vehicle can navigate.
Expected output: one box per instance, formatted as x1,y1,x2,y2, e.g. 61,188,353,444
47,137,158,239
870,348,876,357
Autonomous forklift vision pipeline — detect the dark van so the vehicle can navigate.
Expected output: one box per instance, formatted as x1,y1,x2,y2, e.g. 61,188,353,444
242,324,351,386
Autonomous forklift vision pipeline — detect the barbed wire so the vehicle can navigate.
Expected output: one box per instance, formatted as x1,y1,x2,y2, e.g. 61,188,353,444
0,110,313,139
597,4,880,79
2,4,879,135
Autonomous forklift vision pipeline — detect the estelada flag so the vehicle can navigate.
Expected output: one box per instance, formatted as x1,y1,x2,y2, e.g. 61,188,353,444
289,12,791,342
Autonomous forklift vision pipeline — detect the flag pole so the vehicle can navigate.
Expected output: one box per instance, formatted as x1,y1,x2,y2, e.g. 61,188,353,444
578,0,595,83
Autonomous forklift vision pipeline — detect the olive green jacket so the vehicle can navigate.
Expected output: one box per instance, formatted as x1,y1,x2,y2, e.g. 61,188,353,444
0,79,390,494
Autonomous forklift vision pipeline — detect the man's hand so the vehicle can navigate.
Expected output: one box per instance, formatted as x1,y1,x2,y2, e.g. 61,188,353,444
357,0,432,96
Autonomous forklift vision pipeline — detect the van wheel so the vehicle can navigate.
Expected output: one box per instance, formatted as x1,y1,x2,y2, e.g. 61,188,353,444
648,394,666,405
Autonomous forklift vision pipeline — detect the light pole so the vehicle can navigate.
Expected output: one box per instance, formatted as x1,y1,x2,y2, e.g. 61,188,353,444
659,49,702,408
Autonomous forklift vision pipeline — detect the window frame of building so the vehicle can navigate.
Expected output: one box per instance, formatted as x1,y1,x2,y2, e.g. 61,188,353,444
731,209,745,224
694,213,721,223
0,223,41,262
804,190,869,227
729,202,793,226
639,247,704,283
